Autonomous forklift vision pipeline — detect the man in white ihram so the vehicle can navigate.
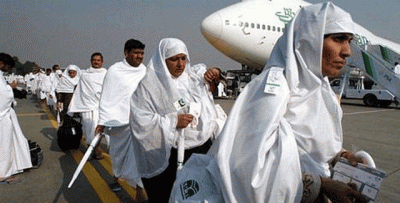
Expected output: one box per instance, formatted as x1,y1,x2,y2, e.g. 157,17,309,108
170,2,369,203
95,39,147,193
68,52,109,159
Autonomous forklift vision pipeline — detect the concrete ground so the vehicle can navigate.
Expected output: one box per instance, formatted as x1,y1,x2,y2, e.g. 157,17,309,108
1,95,399,202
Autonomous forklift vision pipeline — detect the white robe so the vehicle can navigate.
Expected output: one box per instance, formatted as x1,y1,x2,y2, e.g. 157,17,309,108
68,67,107,144
38,75,54,101
30,73,39,95
25,73,34,92
170,3,354,202
97,59,146,188
0,71,32,179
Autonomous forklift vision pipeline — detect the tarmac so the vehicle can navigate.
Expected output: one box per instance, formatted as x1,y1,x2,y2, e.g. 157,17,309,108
0,95,399,202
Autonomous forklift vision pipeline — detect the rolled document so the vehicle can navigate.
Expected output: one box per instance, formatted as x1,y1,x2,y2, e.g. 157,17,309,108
68,133,103,188
177,129,185,173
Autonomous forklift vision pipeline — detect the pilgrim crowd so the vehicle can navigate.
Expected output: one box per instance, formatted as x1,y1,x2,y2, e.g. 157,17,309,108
1,2,373,203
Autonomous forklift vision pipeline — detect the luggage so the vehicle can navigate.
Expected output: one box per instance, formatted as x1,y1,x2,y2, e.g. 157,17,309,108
57,115,83,151
13,88,27,99
28,140,43,168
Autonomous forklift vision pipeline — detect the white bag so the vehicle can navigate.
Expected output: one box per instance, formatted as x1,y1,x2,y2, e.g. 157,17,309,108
169,154,224,203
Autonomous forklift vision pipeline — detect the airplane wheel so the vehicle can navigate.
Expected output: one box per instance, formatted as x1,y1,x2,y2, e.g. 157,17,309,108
363,94,378,107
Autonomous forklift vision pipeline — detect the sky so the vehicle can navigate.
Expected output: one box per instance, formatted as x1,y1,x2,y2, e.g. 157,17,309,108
1,0,400,71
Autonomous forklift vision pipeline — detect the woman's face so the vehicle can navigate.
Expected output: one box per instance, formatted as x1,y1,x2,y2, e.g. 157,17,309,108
321,33,353,77
165,53,187,77
68,70,77,78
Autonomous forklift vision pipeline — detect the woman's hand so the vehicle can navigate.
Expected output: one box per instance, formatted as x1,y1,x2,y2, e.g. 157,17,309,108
204,68,220,92
321,178,369,203
177,114,193,129
95,125,105,135
341,151,367,167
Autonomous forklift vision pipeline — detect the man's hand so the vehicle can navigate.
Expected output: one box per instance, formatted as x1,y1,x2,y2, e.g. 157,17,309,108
95,125,105,135
204,68,220,92
177,114,193,129
321,178,369,203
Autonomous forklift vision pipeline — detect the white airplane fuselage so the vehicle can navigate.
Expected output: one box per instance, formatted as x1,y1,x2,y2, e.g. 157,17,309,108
201,0,400,70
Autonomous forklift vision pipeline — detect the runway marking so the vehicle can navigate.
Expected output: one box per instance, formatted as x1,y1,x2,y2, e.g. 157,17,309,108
17,113,45,116
42,107,59,129
71,150,120,202
80,139,148,201
343,109,395,115
42,106,120,202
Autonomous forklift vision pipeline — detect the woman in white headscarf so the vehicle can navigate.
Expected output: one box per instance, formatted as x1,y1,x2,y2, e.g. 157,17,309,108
170,2,369,203
56,64,81,121
129,38,226,202
0,53,32,184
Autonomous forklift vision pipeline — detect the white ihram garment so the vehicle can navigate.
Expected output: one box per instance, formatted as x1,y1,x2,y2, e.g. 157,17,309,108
68,67,108,144
170,2,354,202
97,59,146,188
38,75,53,101
0,71,32,179
98,60,146,127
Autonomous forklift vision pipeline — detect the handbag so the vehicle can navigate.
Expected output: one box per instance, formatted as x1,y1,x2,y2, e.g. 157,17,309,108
57,114,83,151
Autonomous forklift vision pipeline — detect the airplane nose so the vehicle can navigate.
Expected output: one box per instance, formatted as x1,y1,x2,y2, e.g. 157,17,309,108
200,12,222,43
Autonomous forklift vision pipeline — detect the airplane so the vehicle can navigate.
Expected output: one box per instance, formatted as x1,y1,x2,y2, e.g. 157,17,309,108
200,0,400,72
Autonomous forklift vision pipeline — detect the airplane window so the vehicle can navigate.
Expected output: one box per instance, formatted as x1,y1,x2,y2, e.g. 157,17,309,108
225,20,229,25
272,26,275,31
245,22,249,27
257,24,260,29
239,22,243,27
251,23,255,28
277,27,280,32
262,25,265,30
268,25,271,31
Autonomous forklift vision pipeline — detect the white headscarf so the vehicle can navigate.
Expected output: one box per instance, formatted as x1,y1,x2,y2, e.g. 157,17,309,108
147,38,195,102
56,64,81,93
130,38,220,178
178,2,355,202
